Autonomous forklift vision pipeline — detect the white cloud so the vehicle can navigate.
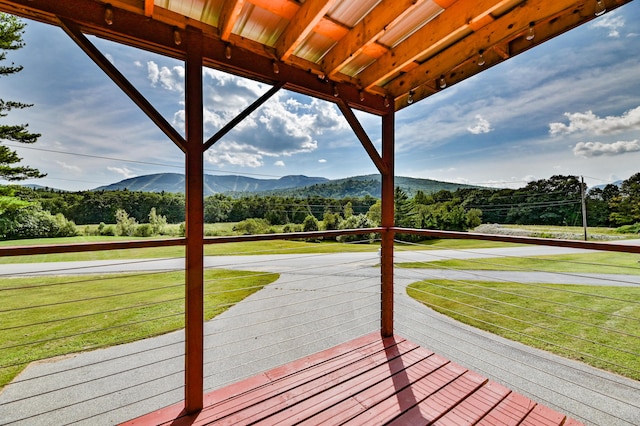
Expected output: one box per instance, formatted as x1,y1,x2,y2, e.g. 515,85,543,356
274,160,285,167
318,159,327,163
56,161,81,173
147,61,184,92
592,14,625,38
205,141,266,168
108,166,136,178
467,115,492,134
549,106,640,135
573,140,640,157
151,64,349,169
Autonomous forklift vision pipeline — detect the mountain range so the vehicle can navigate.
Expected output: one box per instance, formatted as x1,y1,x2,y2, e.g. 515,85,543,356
93,173,480,198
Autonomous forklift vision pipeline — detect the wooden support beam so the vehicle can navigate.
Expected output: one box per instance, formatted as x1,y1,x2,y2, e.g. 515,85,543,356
336,99,388,176
203,82,284,151
380,111,395,338
274,0,337,61
357,0,525,90
218,0,245,41
143,0,154,17
57,17,187,153
322,0,427,77
184,26,205,414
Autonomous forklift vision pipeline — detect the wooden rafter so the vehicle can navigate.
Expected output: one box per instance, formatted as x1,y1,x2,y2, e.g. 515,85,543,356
336,99,387,176
143,0,153,17
203,82,285,151
274,0,338,61
0,0,632,112
321,0,428,78
218,0,245,41
357,0,526,90
57,17,187,153
387,0,587,107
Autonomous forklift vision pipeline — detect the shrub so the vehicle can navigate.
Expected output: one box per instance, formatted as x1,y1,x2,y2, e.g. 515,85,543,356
616,223,640,234
233,218,270,235
149,207,167,235
115,209,138,236
101,225,116,236
283,223,302,233
336,214,375,243
134,223,153,237
0,204,77,240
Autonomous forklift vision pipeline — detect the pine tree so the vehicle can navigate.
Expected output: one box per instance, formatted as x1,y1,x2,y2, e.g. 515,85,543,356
1,13,45,181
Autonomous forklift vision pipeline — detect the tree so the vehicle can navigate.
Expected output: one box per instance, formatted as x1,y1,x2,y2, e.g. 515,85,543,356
0,13,45,181
148,207,167,235
115,209,137,236
610,173,640,225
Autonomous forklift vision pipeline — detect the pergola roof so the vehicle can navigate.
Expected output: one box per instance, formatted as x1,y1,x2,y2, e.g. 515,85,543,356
0,0,632,116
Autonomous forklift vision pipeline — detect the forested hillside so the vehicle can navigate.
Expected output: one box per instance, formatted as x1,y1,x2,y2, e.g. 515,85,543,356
94,173,330,195
91,173,478,198
2,173,639,240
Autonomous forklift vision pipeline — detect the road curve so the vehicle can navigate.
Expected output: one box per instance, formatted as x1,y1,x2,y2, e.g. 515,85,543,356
1,247,638,425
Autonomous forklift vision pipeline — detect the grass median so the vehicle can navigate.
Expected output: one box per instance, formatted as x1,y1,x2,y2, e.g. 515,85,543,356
397,251,640,275
407,280,640,380
0,269,278,388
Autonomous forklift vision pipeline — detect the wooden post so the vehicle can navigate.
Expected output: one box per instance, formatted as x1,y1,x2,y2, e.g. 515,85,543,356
184,26,204,413
581,176,588,241
380,111,395,337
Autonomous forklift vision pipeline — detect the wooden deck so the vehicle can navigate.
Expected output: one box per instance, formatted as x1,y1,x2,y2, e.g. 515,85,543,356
122,332,583,425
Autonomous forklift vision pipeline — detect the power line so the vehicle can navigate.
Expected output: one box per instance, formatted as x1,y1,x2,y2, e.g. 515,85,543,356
3,143,287,179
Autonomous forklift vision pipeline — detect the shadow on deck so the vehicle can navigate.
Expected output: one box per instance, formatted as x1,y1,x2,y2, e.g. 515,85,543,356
123,332,581,425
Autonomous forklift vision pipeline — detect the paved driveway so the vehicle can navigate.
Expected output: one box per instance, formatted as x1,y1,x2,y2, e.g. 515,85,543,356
1,246,639,425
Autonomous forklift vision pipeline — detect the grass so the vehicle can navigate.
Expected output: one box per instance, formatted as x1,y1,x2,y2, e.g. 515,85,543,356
497,224,640,239
0,237,382,264
407,280,640,380
0,269,278,388
396,251,640,275
0,234,525,264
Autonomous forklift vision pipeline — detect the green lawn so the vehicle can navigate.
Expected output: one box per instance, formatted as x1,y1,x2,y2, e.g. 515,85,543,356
407,280,640,380
396,251,640,275
0,235,524,264
0,269,278,388
0,237,383,263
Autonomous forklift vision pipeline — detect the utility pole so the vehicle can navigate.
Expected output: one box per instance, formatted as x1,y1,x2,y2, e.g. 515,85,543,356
581,176,588,241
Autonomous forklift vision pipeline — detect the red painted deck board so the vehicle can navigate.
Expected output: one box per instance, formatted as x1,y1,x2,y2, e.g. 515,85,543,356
121,333,584,426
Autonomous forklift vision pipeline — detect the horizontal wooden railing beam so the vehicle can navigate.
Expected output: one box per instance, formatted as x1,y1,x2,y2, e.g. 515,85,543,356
2,227,638,257
393,227,640,254
0,229,384,257
0,238,186,257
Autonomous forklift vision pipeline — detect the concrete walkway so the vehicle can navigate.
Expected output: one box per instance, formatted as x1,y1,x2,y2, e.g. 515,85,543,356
1,249,639,425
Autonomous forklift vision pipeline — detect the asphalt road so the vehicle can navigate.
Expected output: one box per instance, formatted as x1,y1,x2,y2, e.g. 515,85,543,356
1,245,639,425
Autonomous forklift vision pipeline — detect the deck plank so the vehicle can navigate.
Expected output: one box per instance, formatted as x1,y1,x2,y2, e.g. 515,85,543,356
432,381,511,425
476,391,537,425
381,371,487,426
121,333,583,426
520,403,569,426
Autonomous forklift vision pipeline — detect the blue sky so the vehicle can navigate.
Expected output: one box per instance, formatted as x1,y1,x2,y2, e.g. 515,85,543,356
1,2,639,191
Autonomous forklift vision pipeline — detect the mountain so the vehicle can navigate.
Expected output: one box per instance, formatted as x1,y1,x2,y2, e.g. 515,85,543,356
93,173,482,198
93,173,330,196
261,174,481,198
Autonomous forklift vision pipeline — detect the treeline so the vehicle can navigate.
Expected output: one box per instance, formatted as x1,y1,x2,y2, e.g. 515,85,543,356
2,173,639,241
11,187,378,225
454,173,640,228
